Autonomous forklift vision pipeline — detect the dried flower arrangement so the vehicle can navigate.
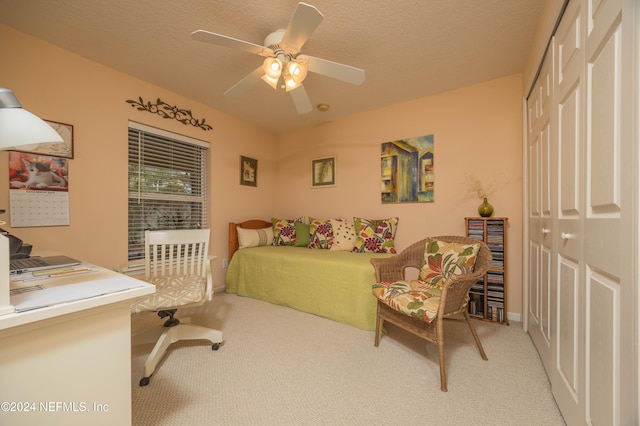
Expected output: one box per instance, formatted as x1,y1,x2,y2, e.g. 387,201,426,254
465,173,497,200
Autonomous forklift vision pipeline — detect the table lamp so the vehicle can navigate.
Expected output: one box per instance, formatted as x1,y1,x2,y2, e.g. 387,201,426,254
0,87,63,315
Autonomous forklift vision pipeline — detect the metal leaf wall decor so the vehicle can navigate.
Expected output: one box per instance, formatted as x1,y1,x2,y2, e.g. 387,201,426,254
126,97,213,131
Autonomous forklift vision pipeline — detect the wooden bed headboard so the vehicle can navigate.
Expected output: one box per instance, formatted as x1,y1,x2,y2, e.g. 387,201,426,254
228,219,272,260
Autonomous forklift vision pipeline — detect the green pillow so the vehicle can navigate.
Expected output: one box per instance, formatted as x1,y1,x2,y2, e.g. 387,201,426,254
295,222,310,247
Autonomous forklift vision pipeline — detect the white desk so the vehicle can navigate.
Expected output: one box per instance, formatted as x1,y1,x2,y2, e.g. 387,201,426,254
0,266,154,426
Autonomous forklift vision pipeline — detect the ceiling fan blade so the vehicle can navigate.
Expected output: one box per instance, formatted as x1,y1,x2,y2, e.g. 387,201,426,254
289,85,313,114
304,55,366,85
281,2,324,51
224,66,264,98
191,30,270,56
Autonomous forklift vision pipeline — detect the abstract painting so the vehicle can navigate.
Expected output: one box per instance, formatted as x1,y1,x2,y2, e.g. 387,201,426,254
381,134,434,203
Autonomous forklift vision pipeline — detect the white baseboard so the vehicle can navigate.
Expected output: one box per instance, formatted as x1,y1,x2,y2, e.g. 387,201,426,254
507,311,522,323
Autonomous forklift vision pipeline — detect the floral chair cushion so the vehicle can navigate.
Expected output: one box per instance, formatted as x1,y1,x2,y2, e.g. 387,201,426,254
131,274,206,314
419,237,480,286
352,217,399,253
372,280,441,323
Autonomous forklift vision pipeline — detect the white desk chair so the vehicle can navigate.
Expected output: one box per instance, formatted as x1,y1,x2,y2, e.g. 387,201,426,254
126,228,223,386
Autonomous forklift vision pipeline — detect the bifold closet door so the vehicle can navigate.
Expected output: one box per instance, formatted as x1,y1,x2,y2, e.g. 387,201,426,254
552,1,585,423
526,45,554,374
551,0,634,424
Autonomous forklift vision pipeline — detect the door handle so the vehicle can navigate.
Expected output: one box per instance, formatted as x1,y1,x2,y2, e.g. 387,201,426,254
542,228,551,235
561,232,573,240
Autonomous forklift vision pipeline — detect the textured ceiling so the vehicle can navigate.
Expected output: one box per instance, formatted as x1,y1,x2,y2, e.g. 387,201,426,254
0,0,542,135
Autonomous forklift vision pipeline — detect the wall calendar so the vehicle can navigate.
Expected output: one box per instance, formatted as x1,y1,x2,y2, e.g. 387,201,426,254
8,152,70,227
10,190,69,227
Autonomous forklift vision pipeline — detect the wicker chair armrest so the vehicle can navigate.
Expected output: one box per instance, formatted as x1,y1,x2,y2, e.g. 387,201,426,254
370,239,427,282
439,269,485,315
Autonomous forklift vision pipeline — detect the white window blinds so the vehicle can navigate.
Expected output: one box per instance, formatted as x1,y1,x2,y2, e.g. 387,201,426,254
127,121,209,260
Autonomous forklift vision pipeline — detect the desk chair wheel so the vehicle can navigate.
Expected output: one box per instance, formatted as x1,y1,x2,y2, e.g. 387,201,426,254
212,343,221,350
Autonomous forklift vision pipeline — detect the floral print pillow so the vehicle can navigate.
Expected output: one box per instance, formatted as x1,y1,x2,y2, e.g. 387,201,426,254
352,217,399,253
272,218,298,246
418,238,480,286
308,218,333,249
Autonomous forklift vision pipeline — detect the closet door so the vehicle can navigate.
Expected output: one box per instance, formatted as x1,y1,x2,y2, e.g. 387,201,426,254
552,0,632,424
582,0,634,424
526,0,636,423
526,46,555,373
553,1,585,424
618,0,639,422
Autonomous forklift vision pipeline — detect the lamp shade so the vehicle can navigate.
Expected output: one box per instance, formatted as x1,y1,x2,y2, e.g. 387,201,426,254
263,57,282,79
283,60,308,92
0,88,62,149
287,61,308,84
261,57,283,90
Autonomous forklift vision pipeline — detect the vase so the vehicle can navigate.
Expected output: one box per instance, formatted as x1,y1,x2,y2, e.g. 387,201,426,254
478,198,494,217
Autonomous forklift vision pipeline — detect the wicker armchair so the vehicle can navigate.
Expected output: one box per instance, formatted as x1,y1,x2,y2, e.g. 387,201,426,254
370,235,491,392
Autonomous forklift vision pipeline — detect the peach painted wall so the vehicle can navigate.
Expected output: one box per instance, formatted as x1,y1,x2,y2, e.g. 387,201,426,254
2,24,525,318
0,25,277,288
274,75,524,318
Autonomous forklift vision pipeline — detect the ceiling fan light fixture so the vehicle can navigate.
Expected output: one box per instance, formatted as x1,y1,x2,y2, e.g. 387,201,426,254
263,57,283,79
191,3,365,113
262,57,283,89
287,60,308,84
283,70,301,92
282,59,308,92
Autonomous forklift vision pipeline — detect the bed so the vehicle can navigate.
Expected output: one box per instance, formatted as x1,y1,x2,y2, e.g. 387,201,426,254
226,220,395,330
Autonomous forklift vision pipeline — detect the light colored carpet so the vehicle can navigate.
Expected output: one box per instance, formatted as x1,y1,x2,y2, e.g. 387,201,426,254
131,292,565,426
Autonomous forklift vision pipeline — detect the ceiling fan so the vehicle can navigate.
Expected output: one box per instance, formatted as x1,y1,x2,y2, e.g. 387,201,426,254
191,2,365,114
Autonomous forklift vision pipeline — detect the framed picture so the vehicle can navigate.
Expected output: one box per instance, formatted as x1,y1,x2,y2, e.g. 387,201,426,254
311,156,336,188
14,120,74,159
381,134,434,203
240,156,257,187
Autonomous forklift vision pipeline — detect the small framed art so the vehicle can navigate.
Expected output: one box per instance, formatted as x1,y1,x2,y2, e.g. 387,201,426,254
14,120,74,159
240,156,257,187
311,156,336,188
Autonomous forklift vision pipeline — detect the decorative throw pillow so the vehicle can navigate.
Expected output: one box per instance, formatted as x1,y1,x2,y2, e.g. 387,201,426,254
237,226,274,249
308,218,333,249
418,237,481,286
329,219,356,251
352,217,399,253
272,218,298,246
295,222,311,247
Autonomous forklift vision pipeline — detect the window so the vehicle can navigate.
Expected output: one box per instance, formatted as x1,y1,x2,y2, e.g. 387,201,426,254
128,121,208,260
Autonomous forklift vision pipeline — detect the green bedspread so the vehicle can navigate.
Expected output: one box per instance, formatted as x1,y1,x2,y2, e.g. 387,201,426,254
225,246,395,330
